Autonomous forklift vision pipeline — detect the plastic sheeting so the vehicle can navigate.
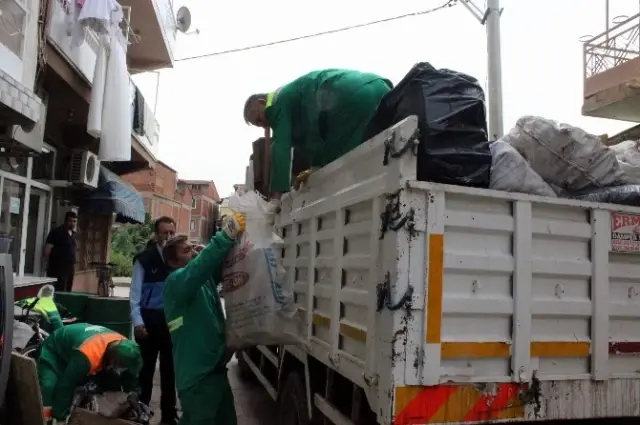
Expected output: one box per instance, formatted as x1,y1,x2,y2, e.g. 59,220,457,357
98,34,132,162
610,140,640,184
489,141,556,197
571,184,640,206
363,62,491,188
503,116,624,191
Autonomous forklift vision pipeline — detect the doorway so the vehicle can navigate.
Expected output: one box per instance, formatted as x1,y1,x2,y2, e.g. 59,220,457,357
24,188,49,276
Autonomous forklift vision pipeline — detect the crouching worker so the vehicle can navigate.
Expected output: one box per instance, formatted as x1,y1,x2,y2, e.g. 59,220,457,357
15,284,64,332
38,322,142,423
163,213,246,425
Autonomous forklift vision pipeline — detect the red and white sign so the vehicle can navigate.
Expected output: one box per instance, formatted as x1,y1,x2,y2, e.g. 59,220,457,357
611,212,640,253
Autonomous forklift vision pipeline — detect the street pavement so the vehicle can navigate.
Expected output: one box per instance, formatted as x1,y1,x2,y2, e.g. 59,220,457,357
113,286,278,424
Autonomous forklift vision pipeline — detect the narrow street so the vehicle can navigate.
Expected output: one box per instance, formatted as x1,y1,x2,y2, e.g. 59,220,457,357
112,286,278,425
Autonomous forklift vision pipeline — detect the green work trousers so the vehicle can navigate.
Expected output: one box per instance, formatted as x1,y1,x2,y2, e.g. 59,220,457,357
178,373,236,425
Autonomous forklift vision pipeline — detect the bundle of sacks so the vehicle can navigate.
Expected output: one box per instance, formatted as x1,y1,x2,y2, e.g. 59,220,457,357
489,115,640,206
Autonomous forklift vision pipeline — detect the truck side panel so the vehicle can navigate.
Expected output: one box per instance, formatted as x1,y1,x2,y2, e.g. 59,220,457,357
394,181,640,423
278,116,420,424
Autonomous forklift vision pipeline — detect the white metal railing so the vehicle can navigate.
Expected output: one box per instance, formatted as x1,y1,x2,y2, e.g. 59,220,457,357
583,13,640,79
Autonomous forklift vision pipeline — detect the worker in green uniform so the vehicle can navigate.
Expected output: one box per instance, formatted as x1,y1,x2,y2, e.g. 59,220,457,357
243,69,392,197
15,284,64,332
163,212,246,425
37,322,142,423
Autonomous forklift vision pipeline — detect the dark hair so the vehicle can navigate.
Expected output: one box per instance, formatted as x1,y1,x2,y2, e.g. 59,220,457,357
243,93,268,124
65,211,78,220
162,234,189,264
154,216,176,233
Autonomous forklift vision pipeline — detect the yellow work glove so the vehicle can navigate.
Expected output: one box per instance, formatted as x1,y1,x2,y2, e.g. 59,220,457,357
294,169,314,190
222,213,246,239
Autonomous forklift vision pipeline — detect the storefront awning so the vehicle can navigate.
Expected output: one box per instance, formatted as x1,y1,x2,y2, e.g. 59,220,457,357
80,167,145,224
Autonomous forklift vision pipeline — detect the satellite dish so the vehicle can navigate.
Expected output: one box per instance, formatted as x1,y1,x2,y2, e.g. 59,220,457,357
175,6,192,33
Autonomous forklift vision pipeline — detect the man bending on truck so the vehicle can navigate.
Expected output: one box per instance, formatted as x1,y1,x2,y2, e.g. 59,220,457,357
38,322,142,423
243,69,392,198
163,213,246,425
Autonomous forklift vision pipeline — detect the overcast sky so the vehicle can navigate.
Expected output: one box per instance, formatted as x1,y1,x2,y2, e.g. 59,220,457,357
132,0,639,196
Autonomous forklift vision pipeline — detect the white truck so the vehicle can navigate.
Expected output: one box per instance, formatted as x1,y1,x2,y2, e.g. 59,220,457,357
238,116,640,425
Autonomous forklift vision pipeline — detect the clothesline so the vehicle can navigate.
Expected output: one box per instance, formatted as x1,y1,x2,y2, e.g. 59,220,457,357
58,0,140,50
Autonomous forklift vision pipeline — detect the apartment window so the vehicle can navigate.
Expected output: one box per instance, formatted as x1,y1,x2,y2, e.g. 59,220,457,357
191,198,196,209
190,219,195,231
0,0,27,58
0,156,53,279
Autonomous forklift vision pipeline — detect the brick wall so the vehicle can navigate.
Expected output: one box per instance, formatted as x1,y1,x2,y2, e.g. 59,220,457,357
184,180,220,243
122,162,195,236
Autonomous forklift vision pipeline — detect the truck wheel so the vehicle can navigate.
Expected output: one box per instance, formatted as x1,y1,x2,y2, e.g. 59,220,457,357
279,370,311,425
236,350,256,383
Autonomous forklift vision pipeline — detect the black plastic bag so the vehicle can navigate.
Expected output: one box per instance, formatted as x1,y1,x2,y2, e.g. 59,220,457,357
570,184,640,206
364,62,491,188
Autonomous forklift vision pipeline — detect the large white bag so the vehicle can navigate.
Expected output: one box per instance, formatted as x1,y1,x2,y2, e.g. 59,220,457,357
221,191,302,349
610,140,640,184
489,141,556,197
503,116,624,191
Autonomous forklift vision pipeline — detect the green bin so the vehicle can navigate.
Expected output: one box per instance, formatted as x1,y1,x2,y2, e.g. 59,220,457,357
54,291,93,321
84,296,133,338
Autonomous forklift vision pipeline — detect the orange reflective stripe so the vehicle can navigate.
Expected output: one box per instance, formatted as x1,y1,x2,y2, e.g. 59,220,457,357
78,332,125,374
394,383,525,424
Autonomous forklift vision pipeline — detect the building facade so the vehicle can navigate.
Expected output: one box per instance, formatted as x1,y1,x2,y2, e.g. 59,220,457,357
184,180,220,244
0,0,177,298
122,161,193,235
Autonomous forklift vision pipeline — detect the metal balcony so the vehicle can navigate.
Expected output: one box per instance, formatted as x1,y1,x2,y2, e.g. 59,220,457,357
122,0,176,73
582,14,640,122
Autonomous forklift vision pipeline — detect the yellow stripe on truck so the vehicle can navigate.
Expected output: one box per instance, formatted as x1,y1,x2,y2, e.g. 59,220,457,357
440,341,592,359
426,234,444,344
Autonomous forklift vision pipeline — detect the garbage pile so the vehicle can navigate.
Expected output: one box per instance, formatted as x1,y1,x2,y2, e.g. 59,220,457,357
367,62,640,206
490,115,640,206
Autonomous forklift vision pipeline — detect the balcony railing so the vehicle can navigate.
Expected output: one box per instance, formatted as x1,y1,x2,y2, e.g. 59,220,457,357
583,14,640,79
47,0,159,157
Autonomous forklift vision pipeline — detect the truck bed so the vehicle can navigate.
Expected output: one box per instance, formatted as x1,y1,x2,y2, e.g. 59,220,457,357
274,116,640,424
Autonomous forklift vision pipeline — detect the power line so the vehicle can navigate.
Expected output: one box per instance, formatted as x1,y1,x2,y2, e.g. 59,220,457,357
175,0,458,63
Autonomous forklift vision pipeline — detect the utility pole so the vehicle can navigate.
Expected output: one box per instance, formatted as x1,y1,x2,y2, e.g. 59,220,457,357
459,0,504,140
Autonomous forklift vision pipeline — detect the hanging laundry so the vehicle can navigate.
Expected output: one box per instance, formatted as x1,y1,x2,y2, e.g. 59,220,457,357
99,34,132,162
132,87,146,136
69,0,123,48
87,34,108,138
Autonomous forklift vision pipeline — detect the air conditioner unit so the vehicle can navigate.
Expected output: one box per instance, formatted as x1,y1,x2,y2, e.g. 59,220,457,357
0,96,48,153
69,149,100,188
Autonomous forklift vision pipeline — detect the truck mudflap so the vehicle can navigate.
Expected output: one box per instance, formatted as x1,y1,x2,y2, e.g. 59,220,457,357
394,383,529,425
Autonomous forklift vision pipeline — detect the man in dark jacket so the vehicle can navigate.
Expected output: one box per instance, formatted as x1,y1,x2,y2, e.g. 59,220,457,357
43,211,78,292
129,216,177,425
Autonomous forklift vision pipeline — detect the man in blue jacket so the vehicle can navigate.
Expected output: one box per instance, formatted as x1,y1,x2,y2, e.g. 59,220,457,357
129,216,178,425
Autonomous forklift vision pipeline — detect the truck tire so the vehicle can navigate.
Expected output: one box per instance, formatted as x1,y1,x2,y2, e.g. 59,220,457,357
236,350,256,383
279,370,312,425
